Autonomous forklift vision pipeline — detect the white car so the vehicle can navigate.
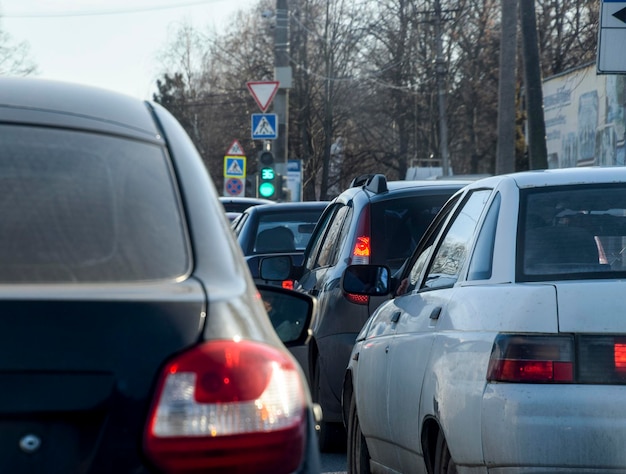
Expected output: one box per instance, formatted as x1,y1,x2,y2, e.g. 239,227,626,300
341,167,626,474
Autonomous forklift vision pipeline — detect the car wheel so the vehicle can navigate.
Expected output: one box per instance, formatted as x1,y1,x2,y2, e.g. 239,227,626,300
313,356,346,452
347,393,370,474
433,431,457,474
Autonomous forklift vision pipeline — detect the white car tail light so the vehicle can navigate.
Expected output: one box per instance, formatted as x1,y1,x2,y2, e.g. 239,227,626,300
144,339,307,473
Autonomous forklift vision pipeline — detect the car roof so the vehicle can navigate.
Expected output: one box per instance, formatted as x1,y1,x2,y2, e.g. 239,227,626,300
219,196,275,205
244,201,329,214
0,77,159,141
467,167,626,190
336,176,470,203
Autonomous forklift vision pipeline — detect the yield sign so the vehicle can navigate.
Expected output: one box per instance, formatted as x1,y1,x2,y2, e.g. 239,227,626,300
247,81,280,112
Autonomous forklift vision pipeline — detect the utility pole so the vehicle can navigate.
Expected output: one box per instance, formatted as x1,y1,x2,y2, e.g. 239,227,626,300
274,0,291,183
434,0,450,176
520,0,548,170
496,0,518,175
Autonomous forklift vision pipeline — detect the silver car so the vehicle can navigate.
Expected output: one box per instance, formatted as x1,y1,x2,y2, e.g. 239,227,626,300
342,167,626,473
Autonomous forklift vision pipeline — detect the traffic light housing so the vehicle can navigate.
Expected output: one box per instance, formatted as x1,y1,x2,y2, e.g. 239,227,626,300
257,151,279,200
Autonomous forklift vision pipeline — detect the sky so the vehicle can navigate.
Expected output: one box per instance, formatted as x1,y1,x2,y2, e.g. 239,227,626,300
1,0,254,100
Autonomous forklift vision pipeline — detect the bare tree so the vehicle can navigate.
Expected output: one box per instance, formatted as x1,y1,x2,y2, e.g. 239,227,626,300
0,30,38,76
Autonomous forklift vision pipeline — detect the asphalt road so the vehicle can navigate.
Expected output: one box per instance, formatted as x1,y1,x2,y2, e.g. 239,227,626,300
321,451,347,473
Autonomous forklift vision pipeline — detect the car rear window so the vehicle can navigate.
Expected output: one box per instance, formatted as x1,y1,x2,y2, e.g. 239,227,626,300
254,210,324,253
370,194,451,271
519,184,626,281
0,125,189,283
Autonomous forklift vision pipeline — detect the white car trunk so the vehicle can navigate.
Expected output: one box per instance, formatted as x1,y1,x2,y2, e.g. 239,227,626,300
555,280,626,333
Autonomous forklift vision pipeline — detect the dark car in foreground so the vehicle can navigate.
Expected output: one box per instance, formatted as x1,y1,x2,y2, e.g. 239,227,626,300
232,201,328,288
0,77,320,473
342,167,626,473
219,196,275,222
262,174,468,451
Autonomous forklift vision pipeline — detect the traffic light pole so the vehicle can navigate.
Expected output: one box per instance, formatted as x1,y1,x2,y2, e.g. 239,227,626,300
274,0,291,185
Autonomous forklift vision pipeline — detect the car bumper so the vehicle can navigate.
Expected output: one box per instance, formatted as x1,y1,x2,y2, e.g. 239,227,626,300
481,383,626,471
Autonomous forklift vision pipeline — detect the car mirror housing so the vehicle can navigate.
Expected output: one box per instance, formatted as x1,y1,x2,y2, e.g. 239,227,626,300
341,264,391,296
259,255,293,281
257,285,315,345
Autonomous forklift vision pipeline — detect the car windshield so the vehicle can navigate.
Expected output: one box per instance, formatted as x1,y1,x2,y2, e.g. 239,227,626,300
254,211,321,253
519,184,626,281
0,125,189,283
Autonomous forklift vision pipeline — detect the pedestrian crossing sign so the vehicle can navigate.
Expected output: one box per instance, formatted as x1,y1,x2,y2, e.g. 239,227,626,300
224,156,246,178
251,113,278,140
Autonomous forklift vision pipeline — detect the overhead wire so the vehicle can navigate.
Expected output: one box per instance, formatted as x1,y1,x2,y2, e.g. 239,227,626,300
1,0,220,18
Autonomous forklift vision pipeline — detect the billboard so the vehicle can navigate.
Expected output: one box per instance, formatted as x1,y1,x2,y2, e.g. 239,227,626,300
543,64,626,168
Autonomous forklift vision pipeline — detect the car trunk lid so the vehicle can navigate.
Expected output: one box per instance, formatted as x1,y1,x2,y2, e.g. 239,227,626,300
556,280,626,333
0,280,205,473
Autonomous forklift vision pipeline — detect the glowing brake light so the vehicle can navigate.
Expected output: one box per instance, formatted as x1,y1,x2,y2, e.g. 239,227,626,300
282,279,294,290
351,205,371,265
144,340,307,473
615,343,626,371
352,236,370,258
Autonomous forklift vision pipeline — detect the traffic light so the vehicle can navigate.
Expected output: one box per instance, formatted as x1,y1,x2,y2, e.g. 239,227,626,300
257,151,279,200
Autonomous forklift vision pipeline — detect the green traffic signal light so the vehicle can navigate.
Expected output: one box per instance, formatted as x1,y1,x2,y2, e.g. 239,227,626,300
259,167,276,198
259,181,276,198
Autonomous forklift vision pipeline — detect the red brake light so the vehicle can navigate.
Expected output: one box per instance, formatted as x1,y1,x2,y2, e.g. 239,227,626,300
487,334,574,383
615,343,626,371
345,293,369,305
144,340,307,473
282,279,294,290
351,205,371,264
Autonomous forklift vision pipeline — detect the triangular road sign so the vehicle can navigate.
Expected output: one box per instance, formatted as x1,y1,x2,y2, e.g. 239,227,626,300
247,81,280,112
226,139,245,156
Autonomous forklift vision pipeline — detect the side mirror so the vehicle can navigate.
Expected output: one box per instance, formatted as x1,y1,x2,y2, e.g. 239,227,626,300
259,255,293,281
257,284,315,345
341,264,391,296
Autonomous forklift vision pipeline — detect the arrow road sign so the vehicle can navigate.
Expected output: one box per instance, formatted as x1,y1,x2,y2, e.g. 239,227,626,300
251,114,278,140
247,81,280,112
598,1,626,73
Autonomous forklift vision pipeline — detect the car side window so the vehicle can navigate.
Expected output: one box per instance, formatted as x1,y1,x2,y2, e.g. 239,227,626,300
467,192,501,280
304,204,350,270
315,205,351,268
421,189,492,290
404,195,460,292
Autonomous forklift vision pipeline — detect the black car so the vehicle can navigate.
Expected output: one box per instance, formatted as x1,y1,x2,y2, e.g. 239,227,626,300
262,174,468,451
0,77,320,473
232,201,329,288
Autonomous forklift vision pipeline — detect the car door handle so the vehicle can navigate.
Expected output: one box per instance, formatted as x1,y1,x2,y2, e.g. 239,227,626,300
352,352,359,361
309,289,319,296
391,311,401,323
429,306,442,320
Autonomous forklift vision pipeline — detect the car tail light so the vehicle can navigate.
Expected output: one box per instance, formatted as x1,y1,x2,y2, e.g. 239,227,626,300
350,205,371,265
345,206,371,304
144,339,307,473
282,279,294,290
487,334,574,383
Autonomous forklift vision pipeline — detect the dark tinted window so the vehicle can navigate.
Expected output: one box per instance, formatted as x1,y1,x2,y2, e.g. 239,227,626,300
371,194,451,272
0,126,189,283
